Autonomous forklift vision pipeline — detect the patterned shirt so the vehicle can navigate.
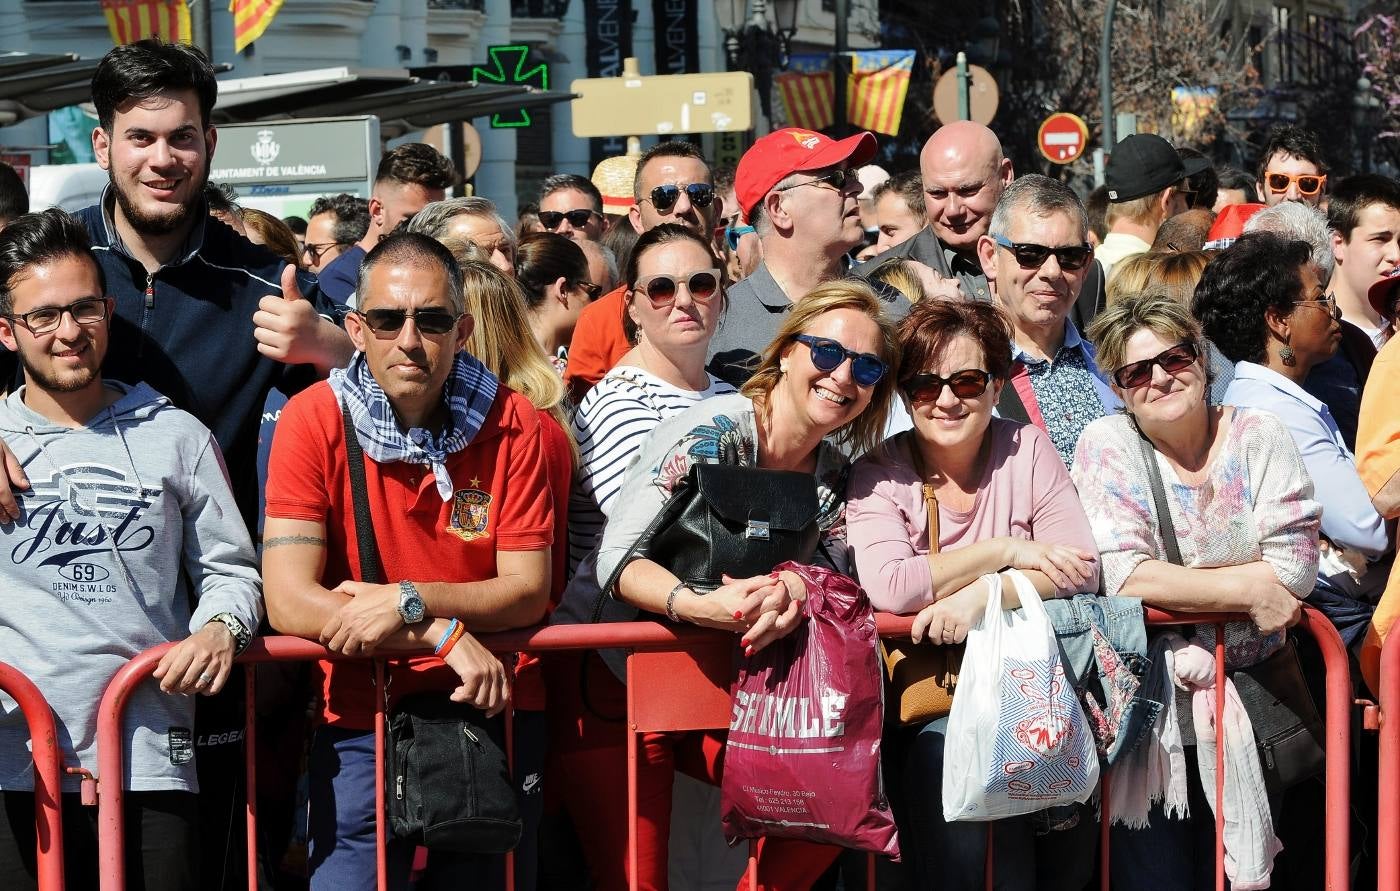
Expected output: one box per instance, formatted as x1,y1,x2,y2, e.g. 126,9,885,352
1071,408,1321,668
1012,321,1121,467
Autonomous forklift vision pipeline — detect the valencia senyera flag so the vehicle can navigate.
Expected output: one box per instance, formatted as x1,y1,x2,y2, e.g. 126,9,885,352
101,0,191,45
231,0,283,52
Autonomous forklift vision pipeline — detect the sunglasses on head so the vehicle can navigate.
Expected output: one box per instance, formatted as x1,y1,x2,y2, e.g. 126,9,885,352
725,224,756,252
1112,342,1199,389
794,334,887,387
646,183,715,213
1264,171,1327,196
354,307,463,337
539,209,598,230
991,234,1093,271
903,369,993,403
634,269,721,308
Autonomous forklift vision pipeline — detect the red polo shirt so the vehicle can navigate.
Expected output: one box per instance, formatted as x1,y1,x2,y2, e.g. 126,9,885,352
563,284,631,401
265,380,554,728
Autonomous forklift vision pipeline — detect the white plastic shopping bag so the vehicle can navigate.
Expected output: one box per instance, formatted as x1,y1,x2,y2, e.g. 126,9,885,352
941,570,1100,821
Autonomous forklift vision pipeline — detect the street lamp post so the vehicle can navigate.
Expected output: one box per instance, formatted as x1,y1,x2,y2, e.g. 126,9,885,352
1100,0,1117,148
1354,76,1381,173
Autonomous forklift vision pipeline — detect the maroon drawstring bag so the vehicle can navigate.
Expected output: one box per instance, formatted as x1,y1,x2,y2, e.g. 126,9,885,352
720,562,900,859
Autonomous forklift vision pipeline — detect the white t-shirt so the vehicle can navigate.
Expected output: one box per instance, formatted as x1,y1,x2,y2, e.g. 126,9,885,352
568,365,735,572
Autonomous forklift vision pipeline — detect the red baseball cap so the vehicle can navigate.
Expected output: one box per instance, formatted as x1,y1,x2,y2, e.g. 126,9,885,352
1369,265,1400,319
735,128,879,224
1202,202,1265,250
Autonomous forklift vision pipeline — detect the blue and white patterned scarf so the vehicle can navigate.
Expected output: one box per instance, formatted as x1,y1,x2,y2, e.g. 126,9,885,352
329,351,499,501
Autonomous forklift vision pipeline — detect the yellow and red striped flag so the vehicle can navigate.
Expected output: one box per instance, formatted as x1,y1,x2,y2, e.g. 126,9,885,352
231,0,283,52
847,51,914,136
774,71,835,132
100,0,191,45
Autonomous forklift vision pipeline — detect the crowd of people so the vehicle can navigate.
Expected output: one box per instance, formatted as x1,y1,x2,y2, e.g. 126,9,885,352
0,34,1397,891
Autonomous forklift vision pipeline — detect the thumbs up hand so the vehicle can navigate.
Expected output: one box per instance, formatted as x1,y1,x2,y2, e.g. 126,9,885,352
253,264,352,370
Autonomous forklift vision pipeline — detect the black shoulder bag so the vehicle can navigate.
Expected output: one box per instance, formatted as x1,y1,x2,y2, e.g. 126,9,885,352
342,404,523,854
598,462,822,603
1134,426,1325,792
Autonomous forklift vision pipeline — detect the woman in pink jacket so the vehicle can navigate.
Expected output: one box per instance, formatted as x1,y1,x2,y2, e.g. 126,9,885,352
845,298,1100,890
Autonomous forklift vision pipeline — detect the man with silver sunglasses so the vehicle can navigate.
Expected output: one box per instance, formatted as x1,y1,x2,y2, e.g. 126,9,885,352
565,141,727,400
706,127,911,390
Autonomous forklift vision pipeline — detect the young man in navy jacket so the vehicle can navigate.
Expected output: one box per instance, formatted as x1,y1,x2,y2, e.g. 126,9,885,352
0,39,352,890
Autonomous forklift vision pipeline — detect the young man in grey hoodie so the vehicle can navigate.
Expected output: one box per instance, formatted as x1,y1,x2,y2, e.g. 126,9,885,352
0,208,263,891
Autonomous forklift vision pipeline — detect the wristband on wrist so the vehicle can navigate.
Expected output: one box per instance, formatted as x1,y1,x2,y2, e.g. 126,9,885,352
665,582,688,624
434,618,465,658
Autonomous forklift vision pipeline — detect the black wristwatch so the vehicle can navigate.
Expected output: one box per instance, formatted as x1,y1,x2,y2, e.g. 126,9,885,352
208,612,252,655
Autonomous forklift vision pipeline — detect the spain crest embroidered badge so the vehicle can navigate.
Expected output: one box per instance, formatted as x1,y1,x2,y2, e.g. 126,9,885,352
448,486,492,541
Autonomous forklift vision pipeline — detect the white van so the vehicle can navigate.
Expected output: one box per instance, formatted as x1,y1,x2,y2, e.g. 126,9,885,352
26,163,109,212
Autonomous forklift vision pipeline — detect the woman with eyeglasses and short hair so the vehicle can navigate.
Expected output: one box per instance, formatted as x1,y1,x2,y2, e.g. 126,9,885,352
549,278,899,891
1071,291,1321,889
514,232,602,374
846,298,1101,890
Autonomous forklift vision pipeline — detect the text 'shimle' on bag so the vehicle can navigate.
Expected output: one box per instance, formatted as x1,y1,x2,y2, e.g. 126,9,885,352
720,562,900,859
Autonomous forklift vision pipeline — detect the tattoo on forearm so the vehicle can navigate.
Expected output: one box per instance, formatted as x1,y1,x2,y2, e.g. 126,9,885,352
263,535,327,548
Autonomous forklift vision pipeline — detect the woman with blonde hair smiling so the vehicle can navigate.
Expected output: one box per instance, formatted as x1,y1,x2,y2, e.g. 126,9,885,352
552,277,899,891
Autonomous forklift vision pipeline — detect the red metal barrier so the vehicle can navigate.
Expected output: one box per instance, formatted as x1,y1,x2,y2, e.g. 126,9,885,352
1377,622,1400,890
93,610,1352,891
0,661,65,891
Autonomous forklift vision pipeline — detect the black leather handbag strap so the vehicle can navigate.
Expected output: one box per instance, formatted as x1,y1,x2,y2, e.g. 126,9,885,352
1135,427,1184,567
342,402,384,585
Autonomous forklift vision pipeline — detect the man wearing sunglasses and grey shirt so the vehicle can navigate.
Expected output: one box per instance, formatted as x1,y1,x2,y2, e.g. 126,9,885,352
1096,133,1208,280
706,127,912,390
976,175,1122,468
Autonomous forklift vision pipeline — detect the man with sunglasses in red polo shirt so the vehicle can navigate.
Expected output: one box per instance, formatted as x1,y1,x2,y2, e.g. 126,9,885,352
263,232,553,890
1256,125,1328,209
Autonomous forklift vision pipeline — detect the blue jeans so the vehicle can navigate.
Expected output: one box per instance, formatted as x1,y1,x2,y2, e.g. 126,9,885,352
1044,594,1159,766
308,713,547,891
901,718,1097,890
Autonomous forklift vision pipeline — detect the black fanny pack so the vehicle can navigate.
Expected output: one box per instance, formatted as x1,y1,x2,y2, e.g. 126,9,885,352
386,693,522,853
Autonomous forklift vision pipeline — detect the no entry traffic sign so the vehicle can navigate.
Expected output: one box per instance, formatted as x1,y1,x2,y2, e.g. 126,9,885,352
1038,112,1089,165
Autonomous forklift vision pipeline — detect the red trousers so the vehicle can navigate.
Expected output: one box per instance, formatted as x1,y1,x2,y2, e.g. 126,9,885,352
544,651,841,891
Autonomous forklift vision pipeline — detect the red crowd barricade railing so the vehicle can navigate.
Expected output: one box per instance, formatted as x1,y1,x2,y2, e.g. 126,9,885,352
0,660,66,891
1377,622,1400,891
92,607,1353,891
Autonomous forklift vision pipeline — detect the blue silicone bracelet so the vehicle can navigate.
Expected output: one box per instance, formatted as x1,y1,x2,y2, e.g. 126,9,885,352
433,618,461,655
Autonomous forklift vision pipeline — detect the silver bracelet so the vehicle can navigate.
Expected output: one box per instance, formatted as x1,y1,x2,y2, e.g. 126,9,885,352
665,581,688,623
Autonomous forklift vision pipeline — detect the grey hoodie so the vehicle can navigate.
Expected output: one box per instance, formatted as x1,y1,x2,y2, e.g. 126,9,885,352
0,382,262,792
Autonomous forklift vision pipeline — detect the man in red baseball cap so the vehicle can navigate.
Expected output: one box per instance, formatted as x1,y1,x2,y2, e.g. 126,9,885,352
706,127,910,388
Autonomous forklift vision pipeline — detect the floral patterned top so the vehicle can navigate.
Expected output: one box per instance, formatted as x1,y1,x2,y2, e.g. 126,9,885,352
1070,408,1321,667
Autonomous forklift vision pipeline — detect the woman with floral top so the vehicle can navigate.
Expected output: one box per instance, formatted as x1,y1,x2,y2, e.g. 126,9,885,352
1071,292,1321,889
551,279,899,891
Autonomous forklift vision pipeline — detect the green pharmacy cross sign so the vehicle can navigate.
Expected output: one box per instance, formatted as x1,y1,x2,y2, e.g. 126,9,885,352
472,45,549,129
